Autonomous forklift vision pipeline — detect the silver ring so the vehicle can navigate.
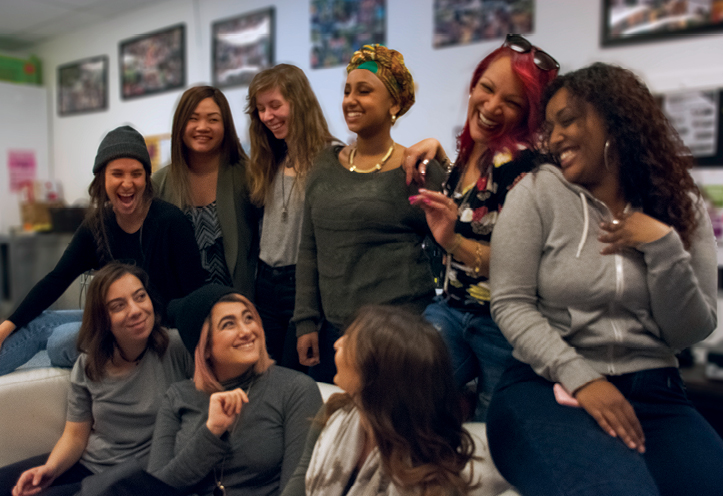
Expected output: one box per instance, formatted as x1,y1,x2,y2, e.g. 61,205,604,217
611,219,620,226
421,159,430,166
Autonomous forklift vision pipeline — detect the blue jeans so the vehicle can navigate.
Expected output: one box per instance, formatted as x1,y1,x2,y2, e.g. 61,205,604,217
0,309,83,375
487,360,723,496
423,297,512,421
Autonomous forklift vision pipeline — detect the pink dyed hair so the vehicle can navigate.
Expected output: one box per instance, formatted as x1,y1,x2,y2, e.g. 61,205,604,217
456,45,558,169
193,294,274,393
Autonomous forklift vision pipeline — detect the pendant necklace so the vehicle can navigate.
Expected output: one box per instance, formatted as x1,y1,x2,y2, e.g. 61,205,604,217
213,374,258,496
280,165,297,222
349,142,395,173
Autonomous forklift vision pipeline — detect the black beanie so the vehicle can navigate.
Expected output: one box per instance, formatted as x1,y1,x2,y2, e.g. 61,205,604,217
93,125,152,175
167,284,237,354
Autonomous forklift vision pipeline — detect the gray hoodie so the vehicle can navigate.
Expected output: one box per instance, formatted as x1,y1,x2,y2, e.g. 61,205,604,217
490,164,717,394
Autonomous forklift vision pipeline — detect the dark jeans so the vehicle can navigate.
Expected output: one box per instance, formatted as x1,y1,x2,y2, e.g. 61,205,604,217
0,453,92,496
423,297,513,421
487,360,723,496
255,261,303,370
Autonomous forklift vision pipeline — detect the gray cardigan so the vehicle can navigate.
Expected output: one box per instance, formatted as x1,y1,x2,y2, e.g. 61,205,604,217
490,164,717,394
153,161,260,300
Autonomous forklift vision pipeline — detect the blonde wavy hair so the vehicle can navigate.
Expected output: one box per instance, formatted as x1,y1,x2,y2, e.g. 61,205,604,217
245,64,334,205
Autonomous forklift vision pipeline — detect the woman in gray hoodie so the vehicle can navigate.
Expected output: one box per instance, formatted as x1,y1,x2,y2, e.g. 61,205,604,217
488,63,723,496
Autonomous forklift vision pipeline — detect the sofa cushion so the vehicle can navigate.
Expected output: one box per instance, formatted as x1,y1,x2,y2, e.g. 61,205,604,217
0,367,70,467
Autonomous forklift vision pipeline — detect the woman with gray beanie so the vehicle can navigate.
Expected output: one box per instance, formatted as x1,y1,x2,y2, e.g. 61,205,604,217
0,125,206,376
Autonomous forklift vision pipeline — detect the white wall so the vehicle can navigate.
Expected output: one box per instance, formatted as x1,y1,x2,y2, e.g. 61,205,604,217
0,82,48,231
33,0,723,205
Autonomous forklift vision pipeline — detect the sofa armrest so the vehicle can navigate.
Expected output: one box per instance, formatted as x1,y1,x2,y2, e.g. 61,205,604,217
0,367,70,467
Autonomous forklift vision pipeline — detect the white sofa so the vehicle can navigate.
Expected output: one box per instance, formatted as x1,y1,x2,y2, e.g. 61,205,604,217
0,362,518,496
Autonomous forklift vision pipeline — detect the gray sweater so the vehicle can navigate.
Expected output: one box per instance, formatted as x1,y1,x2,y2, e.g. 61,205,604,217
147,365,323,495
293,146,444,336
490,164,717,394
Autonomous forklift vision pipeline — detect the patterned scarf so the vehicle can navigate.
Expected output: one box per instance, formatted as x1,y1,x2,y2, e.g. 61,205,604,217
306,405,418,496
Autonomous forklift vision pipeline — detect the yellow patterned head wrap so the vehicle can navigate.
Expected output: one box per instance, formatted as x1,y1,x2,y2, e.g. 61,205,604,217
346,44,415,117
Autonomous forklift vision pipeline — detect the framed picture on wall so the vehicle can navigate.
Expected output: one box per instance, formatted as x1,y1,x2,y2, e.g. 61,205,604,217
57,55,108,116
119,24,186,99
310,0,386,69
212,7,275,88
658,88,723,166
601,0,723,47
433,0,534,49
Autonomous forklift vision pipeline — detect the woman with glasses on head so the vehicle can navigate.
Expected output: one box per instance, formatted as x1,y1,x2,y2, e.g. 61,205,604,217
245,64,336,367
153,86,259,297
488,63,723,496
408,34,558,420
293,44,446,383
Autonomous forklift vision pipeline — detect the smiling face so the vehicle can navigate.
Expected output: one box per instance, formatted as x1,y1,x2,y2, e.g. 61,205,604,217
467,56,528,146
333,334,362,397
546,87,609,189
343,69,400,136
183,97,225,156
106,273,154,350
208,301,264,382
105,158,147,218
256,87,291,141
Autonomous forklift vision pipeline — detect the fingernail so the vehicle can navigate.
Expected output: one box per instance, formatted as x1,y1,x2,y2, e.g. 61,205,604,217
419,188,427,193
408,195,418,202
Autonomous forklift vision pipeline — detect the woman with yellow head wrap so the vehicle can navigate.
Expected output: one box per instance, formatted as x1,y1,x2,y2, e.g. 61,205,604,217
293,44,445,383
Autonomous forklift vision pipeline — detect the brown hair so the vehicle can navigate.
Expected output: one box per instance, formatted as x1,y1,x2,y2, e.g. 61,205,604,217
245,64,334,205
193,293,273,393
77,263,168,381
325,305,476,495
86,160,154,264
542,63,699,248
167,85,249,209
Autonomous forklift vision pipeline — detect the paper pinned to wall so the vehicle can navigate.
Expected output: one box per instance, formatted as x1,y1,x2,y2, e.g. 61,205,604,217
8,150,36,193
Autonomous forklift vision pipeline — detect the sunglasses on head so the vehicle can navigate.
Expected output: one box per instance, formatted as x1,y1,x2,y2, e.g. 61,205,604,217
503,34,559,72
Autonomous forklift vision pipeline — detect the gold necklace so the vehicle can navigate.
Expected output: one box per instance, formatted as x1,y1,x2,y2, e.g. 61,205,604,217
349,143,395,173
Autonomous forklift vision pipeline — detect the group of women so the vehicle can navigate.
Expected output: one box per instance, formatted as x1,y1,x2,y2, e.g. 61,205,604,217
0,31,722,496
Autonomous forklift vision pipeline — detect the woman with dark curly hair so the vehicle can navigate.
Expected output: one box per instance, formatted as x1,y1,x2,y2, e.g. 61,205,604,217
487,62,723,496
282,305,476,496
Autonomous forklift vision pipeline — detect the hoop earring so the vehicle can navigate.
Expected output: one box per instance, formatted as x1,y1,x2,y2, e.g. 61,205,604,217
604,139,611,172
390,114,397,125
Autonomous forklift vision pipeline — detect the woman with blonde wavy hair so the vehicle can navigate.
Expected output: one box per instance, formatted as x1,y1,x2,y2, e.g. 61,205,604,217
153,86,259,298
245,64,335,367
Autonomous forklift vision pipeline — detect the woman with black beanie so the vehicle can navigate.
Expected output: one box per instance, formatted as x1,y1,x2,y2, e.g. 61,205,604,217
0,125,205,375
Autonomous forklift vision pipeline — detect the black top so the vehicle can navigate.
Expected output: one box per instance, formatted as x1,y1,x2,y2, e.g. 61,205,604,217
441,148,539,315
9,198,206,328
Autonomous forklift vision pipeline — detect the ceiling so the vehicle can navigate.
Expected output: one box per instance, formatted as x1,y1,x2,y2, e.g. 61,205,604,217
0,0,170,52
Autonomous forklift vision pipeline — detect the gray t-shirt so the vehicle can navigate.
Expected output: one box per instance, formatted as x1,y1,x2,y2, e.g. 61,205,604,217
66,328,193,474
259,167,305,267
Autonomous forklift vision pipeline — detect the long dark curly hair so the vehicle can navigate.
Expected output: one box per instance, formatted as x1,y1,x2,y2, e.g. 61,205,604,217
542,62,699,248
324,305,476,495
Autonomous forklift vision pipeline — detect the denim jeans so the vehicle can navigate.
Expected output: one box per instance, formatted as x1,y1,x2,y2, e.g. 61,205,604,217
423,297,512,421
255,261,300,369
0,453,92,496
0,309,83,375
487,360,723,496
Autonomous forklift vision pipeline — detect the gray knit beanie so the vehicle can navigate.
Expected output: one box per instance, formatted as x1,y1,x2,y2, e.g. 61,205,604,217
93,125,151,175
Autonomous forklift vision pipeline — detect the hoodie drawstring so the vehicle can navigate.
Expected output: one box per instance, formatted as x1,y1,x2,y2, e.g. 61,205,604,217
576,192,589,258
